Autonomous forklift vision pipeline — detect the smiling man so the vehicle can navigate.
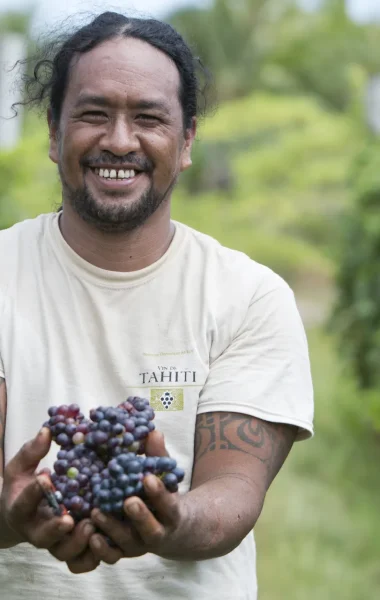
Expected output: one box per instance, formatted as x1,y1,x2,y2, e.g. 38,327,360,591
0,12,314,600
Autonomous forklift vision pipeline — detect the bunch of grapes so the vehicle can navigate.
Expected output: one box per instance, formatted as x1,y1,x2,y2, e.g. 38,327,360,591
93,454,184,516
42,397,184,521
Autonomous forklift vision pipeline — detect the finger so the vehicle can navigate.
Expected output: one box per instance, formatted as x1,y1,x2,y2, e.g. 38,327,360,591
142,475,180,525
24,514,74,549
89,534,124,565
123,496,165,546
67,549,101,574
6,428,52,478
144,431,169,458
91,510,145,558
50,520,95,562
10,477,55,520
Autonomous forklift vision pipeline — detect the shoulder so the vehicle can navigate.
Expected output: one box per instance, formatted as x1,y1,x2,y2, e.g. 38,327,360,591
177,221,290,301
0,213,54,290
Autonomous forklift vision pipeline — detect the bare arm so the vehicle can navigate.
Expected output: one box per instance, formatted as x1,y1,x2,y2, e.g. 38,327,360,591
158,411,297,560
88,413,298,564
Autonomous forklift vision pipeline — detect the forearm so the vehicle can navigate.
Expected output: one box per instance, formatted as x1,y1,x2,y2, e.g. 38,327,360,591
160,475,265,561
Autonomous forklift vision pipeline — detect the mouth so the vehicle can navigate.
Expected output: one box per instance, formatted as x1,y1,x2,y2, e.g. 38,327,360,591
87,167,143,189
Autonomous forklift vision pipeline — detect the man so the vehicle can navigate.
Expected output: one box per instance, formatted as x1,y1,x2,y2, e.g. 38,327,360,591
0,12,314,600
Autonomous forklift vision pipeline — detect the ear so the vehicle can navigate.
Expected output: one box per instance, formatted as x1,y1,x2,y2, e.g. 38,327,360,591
47,108,59,164
180,117,197,172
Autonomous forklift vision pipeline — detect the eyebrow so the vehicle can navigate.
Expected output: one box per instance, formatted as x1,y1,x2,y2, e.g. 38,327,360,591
75,94,170,113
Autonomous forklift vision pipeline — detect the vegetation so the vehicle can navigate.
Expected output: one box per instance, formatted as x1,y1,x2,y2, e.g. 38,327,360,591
1,0,380,597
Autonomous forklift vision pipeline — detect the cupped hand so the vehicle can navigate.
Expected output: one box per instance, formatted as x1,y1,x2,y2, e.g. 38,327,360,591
89,431,187,564
1,428,74,548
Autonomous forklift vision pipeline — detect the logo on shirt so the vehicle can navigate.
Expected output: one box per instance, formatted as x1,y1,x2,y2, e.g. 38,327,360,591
150,388,184,411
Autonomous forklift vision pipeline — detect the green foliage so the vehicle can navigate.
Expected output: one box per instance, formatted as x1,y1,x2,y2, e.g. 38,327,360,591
255,328,380,600
169,0,380,115
0,10,33,35
332,142,380,431
174,92,356,282
0,114,60,228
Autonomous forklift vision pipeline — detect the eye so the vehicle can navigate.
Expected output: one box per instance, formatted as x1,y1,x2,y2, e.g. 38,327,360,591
136,114,161,123
81,111,107,122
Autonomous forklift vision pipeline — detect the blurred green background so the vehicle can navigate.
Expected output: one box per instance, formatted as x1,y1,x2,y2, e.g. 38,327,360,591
1,1,380,598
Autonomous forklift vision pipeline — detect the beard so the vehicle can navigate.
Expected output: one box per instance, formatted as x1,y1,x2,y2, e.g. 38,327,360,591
59,167,177,234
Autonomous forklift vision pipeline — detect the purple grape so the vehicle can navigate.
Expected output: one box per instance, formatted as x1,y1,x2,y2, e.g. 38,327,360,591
99,420,112,433
122,433,135,447
116,474,129,488
133,426,149,440
123,419,135,432
77,474,89,487
173,467,185,483
93,431,109,446
55,422,66,435
65,424,77,437
126,459,143,474
99,489,111,502
70,496,84,512
156,457,176,472
162,473,179,492
67,480,80,493
54,459,69,475
110,488,124,501
56,433,71,447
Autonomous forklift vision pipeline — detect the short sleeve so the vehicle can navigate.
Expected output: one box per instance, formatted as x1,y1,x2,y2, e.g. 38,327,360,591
198,281,314,441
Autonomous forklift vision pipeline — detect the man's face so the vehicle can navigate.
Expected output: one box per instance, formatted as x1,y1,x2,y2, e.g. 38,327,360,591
48,36,196,232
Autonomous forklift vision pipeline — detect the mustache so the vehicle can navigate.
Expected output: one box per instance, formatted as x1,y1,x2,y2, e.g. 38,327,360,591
82,152,153,172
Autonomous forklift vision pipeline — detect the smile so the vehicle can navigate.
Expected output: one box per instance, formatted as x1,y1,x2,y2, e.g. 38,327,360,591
90,168,137,180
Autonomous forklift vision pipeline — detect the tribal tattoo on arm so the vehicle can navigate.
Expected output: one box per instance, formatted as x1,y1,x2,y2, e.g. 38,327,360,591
194,412,298,489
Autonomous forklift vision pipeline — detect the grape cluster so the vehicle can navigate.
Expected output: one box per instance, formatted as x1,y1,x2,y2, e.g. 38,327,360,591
93,454,184,516
43,397,184,521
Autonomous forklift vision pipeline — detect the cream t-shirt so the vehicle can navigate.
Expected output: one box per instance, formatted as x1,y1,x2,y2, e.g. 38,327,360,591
0,213,314,600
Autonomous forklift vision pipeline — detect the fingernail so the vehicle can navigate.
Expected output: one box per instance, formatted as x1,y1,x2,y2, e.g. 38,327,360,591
37,427,49,438
127,501,141,517
95,511,107,524
58,518,72,533
84,523,95,536
92,537,102,551
145,475,159,493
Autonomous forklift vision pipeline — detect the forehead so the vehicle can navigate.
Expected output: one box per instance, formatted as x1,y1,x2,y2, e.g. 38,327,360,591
64,36,181,108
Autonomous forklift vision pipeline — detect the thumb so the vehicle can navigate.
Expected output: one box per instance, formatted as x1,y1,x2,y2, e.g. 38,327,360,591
144,430,169,458
6,427,52,478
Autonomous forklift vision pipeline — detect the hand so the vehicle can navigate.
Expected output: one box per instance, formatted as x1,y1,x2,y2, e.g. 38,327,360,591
0,428,74,549
48,517,100,574
89,432,187,564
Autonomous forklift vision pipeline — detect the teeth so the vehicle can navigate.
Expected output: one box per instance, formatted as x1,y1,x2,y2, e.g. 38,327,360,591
95,168,137,180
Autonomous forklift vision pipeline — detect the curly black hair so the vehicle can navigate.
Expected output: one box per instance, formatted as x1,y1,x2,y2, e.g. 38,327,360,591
13,11,212,130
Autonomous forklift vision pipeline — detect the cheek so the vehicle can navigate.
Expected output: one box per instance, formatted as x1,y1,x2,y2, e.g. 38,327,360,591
61,125,99,163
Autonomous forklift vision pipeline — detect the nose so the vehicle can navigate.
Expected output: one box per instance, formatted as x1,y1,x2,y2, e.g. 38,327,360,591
99,116,140,156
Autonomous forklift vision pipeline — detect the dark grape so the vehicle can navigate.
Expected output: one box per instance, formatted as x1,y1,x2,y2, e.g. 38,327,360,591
162,473,179,492
44,398,184,522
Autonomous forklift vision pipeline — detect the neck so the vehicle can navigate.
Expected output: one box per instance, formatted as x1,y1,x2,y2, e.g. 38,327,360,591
59,202,174,272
